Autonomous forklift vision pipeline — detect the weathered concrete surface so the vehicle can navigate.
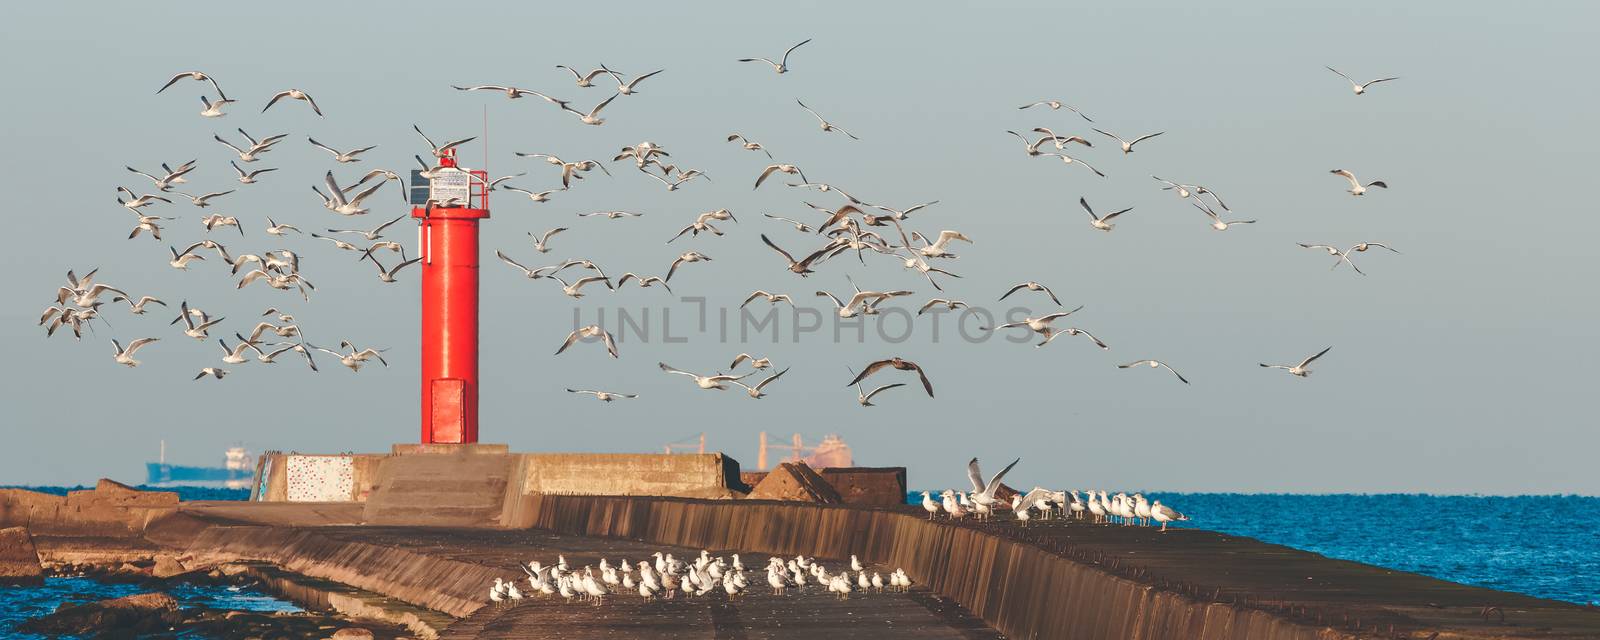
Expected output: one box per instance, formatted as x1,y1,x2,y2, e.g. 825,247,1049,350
516,453,745,500
238,563,454,640
747,462,842,503
0,525,43,584
363,450,514,527
519,496,1600,640
1,481,178,536
818,467,908,506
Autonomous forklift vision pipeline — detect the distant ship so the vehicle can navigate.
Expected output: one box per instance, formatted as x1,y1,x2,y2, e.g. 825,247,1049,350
145,442,255,488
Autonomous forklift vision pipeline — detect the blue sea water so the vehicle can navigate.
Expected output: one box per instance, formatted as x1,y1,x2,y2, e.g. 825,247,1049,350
910,492,1600,606
0,577,299,639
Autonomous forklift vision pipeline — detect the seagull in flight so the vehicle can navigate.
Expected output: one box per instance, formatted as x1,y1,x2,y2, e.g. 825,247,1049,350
1118,360,1189,384
728,134,773,158
658,362,751,390
262,88,323,116
495,250,554,279
1298,243,1364,274
1330,169,1388,196
157,71,223,95
126,161,196,192
1260,346,1332,377
231,161,277,184
796,99,859,140
845,357,934,398
849,364,905,406
579,210,642,219
314,171,385,216
1326,66,1399,95
555,65,614,87
502,185,558,203
966,458,1021,509
601,66,664,95
1091,128,1164,154
568,389,637,402
1017,100,1093,122
1194,202,1256,231
733,367,790,399
982,307,1089,348
174,189,234,208
665,252,713,282
452,84,542,99
1000,281,1062,306
742,290,794,308
413,124,475,158
308,138,377,163
917,298,968,315
530,228,567,253
1080,197,1133,232
1038,152,1105,177
214,129,286,162
198,95,235,118
1153,175,1231,211
112,338,159,367
555,325,619,358
327,214,406,241
755,164,807,189
762,213,811,233
738,38,812,74
361,253,421,283
761,234,840,276
560,93,619,125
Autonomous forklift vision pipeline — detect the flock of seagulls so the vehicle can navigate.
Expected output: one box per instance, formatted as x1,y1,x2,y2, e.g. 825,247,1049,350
488,548,913,608
50,44,1404,406
922,459,1192,532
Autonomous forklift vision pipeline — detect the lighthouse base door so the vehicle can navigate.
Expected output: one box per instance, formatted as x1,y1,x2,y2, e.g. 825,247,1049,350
430,378,467,444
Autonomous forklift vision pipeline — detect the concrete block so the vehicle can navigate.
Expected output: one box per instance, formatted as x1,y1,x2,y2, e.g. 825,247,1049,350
0,526,43,585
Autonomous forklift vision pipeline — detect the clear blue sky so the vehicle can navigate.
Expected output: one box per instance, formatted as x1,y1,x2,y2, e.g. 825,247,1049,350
2,1,1597,493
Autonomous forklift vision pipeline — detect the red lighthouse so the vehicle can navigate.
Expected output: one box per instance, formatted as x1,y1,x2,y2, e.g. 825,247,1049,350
412,150,488,444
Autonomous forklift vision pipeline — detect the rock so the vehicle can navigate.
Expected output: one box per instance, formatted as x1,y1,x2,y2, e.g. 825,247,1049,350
151,554,188,578
0,526,44,585
329,628,376,639
17,591,183,636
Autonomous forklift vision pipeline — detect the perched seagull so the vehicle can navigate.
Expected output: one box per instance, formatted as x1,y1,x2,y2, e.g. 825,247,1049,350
1330,169,1388,196
742,290,795,308
308,137,376,163
1080,197,1133,232
846,357,934,398
174,189,234,208
313,170,385,216
157,71,223,95
616,272,673,293
1019,99,1094,122
451,84,541,99
796,99,860,140
754,164,807,189
658,362,751,390
917,298,968,315
327,214,406,241
1326,66,1399,95
555,325,619,358
1150,500,1189,531
733,367,790,399
1260,346,1333,377
502,185,557,203
231,161,277,184
530,227,567,253
112,338,159,367
1194,202,1255,231
198,95,235,118
601,66,664,95
1118,360,1190,384
1092,128,1164,154
568,389,637,402
262,88,324,116
1000,281,1062,306
967,457,1021,509
559,93,619,125
738,38,812,74
762,213,812,233
193,367,229,380
555,65,614,87
727,134,773,158
665,252,712,282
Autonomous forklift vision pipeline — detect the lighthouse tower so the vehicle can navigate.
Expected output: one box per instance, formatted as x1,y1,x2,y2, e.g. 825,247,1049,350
411,149,489,444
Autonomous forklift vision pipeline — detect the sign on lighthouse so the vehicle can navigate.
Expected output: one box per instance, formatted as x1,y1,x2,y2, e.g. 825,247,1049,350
411,149,489,445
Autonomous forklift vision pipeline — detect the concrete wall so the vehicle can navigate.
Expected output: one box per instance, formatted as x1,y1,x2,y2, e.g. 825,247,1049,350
518,495,1350,640
818,467,907,506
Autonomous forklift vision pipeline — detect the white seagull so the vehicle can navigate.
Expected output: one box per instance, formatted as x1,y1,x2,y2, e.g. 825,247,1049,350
112,338,159,367
308,137,376,163
1326,66,1399,95
1194,202,1255,231
262,88,323,116
1092,128,1164,154
1260,346,1332,377
568,389,638,402
658,362,751,390
1118,360,1190,384
796,99,860,140
999,281,1062,306
555,325,619,358
738,38,811,74
1330,169,1388,196
1080,197,1133,232
1017,100,1093,122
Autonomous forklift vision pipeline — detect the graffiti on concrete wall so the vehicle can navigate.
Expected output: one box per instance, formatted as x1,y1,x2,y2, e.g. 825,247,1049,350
284,455,354,502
